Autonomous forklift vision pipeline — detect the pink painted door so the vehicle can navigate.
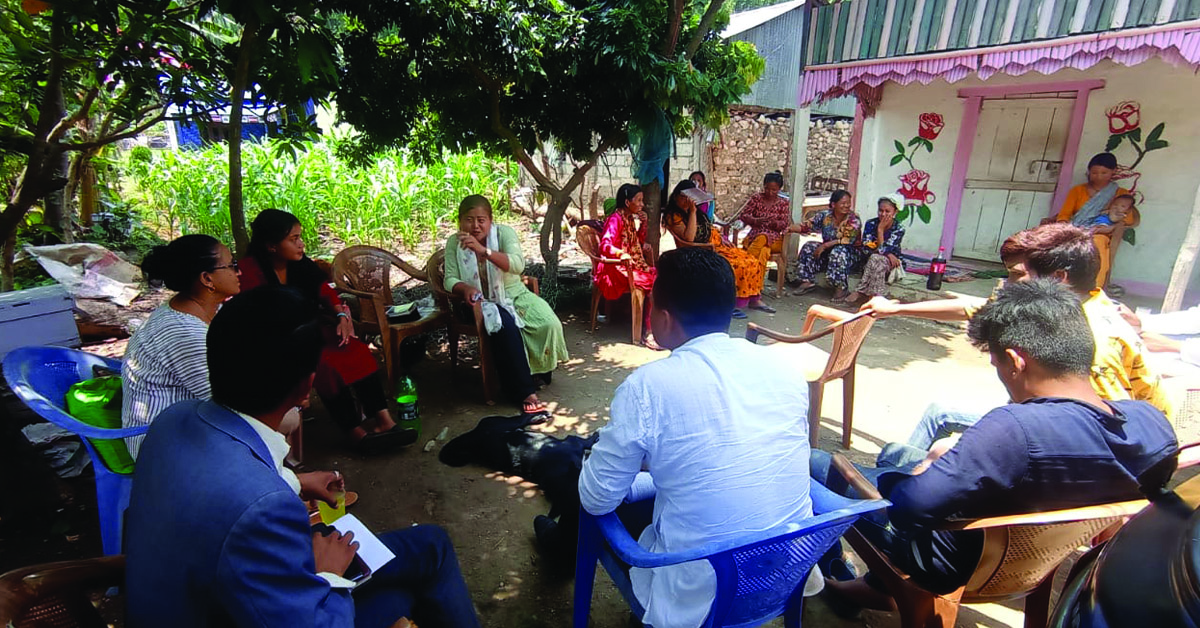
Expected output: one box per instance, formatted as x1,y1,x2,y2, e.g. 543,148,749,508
954,97,1073,260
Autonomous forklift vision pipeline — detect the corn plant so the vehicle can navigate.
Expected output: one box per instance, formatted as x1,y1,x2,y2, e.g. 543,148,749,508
125,139,517,256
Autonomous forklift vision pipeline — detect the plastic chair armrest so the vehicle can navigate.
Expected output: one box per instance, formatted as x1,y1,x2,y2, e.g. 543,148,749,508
942,499,1148,530
13,396,150,440
745,322,839,345
830,453,884,501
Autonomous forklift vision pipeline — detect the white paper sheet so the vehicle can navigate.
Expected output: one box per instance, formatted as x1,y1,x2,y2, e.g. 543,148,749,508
330,514,395,584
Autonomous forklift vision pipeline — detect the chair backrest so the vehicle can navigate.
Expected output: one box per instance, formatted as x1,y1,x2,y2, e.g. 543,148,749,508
426,249,451,305
2,346,121,431
966,517,1122,600
704,515,859,626
576,225,602,269
332,246,427,326
819,310,875,382
0,556,125,627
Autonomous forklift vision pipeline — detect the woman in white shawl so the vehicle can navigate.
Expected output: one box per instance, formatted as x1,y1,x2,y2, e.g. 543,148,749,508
443,195,569,419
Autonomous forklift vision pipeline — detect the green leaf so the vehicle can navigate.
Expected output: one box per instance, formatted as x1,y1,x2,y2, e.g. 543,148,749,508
908,137,922,147
1147,122,1166,144
894,140,906,154
896,207,910,223
1105,134,1123,152
1127,127,1142,143
1123,227,1136,246
917,204,932,223
1147,139,1169,151
923,138,933,153
889,154,904,166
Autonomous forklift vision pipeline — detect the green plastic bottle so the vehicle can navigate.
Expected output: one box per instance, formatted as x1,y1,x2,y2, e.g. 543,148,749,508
394,374,421,436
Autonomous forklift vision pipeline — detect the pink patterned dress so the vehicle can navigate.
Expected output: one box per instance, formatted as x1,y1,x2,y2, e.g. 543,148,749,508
595,210,656,300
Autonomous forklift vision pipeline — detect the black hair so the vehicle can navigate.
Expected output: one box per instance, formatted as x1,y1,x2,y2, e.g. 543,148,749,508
653,247,735,336
763,170,785,188
246,209,329,307
999,223,1099,294
876,196,897,211
1087,152,1118,170
967,279,1094,377
615,184,641,211
141,234,221,292
458,195,493,219
688,171,706,187
1113,194,1136,204
208,286,323,416
830,190,851,205
663,179,696,221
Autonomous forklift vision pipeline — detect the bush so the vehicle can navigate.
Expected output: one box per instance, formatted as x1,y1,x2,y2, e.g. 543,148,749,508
125,139,517,255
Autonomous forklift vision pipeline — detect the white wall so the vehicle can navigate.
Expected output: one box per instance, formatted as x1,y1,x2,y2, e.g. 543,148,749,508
856,58,1200,296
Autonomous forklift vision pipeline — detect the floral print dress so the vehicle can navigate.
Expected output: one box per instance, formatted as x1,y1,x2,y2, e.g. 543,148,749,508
793,209,863,289
665,211,766,299
595,210,656,300
855,217,906,297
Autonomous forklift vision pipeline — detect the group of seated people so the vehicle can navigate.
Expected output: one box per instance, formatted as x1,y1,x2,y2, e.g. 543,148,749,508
594,171,911,347
579,221,1178,627
122,197,571,459
115,170,1177,626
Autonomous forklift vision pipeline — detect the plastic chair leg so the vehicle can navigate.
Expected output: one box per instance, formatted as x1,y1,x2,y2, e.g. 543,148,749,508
808,380,824,448
95,471,133,556
449,328,460,369
1023,571,1056,628
842,369,856,450
590,288,602,333
573,513,602,628
631,290,644,344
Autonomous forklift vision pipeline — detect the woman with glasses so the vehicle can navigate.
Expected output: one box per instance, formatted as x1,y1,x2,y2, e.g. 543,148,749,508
122,235,242,458
238,209,416,453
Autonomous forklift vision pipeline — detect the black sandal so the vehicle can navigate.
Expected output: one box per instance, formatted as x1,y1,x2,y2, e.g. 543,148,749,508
748,303,777,314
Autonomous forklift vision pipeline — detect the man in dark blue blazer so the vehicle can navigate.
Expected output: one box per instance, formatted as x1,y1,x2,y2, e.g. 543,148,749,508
124,286,480,628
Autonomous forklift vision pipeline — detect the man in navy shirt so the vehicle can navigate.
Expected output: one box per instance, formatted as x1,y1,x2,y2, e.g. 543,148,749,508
815,279,1178,613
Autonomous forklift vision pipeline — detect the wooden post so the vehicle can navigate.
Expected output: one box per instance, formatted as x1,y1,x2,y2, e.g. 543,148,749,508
1162,181,1200,312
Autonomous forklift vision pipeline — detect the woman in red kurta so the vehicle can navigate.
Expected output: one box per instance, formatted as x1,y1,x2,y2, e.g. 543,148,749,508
596,184,656,299
240,209,416,452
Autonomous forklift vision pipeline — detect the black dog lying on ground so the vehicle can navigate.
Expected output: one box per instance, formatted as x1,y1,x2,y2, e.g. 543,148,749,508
439,414,597,570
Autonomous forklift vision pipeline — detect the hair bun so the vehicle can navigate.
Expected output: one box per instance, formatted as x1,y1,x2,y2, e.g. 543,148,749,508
141,245,176,284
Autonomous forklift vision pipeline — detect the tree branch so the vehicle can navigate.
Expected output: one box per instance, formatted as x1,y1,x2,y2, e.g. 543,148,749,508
661,0,686,56
46,86,100,145
685,0,727,61
64,111,167,152
481,83,559,194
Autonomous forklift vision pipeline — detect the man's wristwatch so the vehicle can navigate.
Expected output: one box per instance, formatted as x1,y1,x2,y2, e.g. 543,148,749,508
484,248,492,258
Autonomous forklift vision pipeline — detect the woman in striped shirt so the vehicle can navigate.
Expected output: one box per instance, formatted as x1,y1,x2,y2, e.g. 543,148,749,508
121,235,241,458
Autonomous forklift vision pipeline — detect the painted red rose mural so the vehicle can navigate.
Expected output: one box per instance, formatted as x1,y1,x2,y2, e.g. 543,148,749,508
1102,101,1170,245
889,112,943,224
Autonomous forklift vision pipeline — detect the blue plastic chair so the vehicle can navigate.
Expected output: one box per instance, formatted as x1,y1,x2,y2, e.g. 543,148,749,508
3,346,148,556
573,479,889,628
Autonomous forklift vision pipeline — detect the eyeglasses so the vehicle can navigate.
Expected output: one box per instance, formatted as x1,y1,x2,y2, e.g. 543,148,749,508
211,261,239,273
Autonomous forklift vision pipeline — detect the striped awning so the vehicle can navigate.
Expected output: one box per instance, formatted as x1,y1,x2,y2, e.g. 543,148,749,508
800,23,1200,105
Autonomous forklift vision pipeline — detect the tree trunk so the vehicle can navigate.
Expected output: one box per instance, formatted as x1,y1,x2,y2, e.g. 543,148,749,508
642,180,662,256
1,232,14,292
538,193,572,306
228,15,260,257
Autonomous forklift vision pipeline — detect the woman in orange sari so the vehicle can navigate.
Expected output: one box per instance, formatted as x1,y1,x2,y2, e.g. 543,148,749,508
662,180,771,318
1053,152,1138,293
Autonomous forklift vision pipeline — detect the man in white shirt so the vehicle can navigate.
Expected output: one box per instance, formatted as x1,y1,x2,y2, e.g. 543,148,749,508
579,247,814,628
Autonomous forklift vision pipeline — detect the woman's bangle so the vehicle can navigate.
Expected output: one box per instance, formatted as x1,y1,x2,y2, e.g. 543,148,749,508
336,312,349,320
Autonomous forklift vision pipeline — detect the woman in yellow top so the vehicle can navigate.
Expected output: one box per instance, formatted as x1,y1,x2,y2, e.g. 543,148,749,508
1053,152,1138,292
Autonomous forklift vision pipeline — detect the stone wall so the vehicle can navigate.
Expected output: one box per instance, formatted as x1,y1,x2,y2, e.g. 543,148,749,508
709,106,793,217
806,119,852,183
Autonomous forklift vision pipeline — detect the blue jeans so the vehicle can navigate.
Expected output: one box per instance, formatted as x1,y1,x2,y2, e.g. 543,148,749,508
353,525,481,628
810,450,983,595
905,402,986,450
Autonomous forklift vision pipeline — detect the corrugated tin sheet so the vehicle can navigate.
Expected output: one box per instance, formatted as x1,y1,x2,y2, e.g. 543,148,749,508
804,0,1200,66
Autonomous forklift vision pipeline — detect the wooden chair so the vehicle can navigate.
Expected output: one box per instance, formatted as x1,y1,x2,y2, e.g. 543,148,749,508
745,305,875,448
0,556,125,627
331,245,449,384
427,248,539,405
576,224,647,344
829,453,1147,628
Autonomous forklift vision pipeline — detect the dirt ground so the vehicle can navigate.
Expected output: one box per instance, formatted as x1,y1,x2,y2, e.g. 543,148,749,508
0,271,1074,628
287,280,1026,628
